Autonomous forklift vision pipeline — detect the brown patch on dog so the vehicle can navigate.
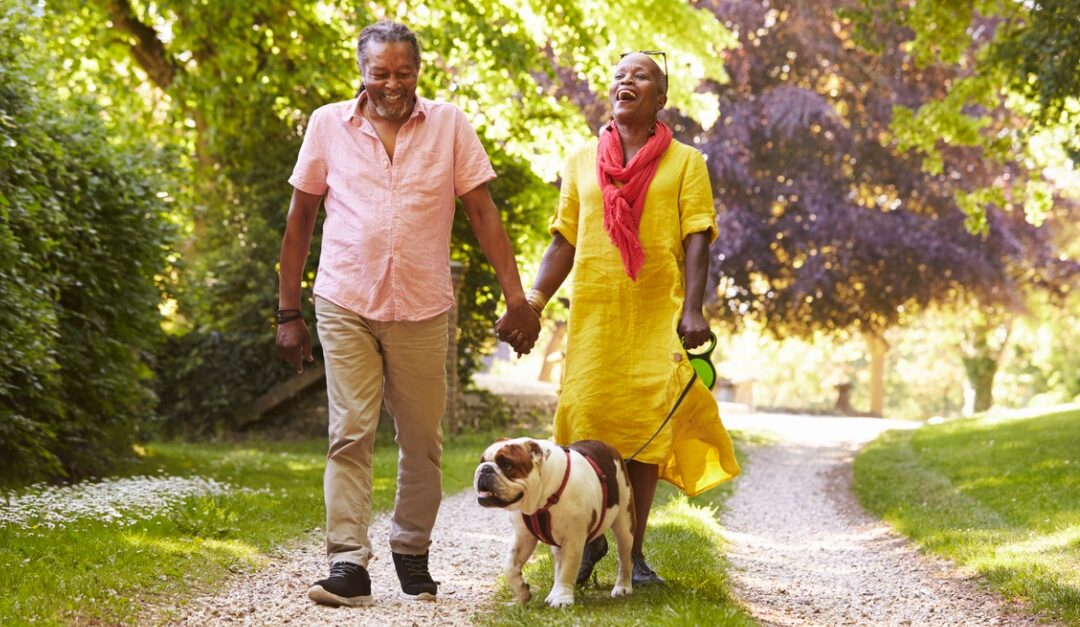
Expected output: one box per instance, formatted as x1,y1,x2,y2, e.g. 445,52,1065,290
569,440,622,509
495,443,534,480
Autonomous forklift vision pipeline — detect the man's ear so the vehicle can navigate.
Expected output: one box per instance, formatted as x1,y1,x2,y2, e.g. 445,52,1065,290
656,93,667,114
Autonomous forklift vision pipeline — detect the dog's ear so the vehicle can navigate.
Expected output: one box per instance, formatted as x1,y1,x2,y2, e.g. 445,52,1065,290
528,440,545,462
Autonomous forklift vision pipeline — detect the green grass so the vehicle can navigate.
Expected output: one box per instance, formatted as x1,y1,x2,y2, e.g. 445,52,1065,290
854,406,1080,624
472,448,753,626
0,430,504,626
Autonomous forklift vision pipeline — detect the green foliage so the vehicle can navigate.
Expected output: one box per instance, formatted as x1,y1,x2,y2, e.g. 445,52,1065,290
0,2,174,485
854,407,1080,622
37,0,732,434
453,145,555,388
847,0,1080,230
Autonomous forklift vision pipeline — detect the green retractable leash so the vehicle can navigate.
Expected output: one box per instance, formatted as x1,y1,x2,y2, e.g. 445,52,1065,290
687,331,718,390
627,331,717,461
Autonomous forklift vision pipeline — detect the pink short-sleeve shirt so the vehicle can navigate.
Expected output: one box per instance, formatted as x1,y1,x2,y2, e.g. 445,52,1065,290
288,93,495,321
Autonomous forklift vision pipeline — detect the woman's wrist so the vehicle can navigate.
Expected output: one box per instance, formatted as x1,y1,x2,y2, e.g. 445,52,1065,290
525,288,549,316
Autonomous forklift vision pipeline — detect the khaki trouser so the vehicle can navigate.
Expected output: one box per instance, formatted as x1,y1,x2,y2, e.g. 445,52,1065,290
315,296,447,567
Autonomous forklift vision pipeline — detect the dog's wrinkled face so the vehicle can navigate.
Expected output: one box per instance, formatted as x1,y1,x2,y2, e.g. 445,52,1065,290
474,438,544,509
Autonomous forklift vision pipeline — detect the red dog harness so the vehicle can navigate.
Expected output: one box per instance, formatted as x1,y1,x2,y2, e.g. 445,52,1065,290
521,447,610,547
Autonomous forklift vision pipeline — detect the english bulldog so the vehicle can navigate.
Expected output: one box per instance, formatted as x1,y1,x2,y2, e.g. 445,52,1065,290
474,437,635,607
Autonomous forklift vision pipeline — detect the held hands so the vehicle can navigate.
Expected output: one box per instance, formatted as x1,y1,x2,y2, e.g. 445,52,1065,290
276,319,315,373
678,307,710,351
496,300,541,357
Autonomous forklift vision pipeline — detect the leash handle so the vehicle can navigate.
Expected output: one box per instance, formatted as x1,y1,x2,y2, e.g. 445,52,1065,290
627,371,697,462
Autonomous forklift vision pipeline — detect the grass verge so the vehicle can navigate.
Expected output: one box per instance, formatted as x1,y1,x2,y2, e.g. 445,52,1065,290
472,445,753,626
853,406,1080,624
0,429,504,626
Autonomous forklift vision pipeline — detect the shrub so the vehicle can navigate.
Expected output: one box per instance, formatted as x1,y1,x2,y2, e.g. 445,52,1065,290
0,4,173,485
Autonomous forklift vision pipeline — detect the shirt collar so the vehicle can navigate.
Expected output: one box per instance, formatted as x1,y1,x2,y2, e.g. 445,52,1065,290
344,91,427,125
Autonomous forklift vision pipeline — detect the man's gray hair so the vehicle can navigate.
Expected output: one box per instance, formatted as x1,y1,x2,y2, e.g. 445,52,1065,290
356,20,421,72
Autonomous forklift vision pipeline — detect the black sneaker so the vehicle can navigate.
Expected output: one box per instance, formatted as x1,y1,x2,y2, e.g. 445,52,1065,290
308,561,373,606
392,551,438,601
575,535,609,585
632,553,665,586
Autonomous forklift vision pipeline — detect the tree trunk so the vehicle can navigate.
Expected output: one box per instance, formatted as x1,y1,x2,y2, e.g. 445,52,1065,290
963,356,998,413
537,319,567,383
960,315,1012,416
865,331,888,417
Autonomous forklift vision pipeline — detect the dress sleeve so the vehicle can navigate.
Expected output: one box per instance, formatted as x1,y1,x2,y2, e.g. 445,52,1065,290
453,109,497,197
550,151,581,247
679,150,718,244
288,107,329,196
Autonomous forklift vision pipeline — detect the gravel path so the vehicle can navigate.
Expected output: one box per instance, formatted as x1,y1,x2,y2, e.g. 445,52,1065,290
719,412,1051,626
151,491,511,626
146,409,1052,626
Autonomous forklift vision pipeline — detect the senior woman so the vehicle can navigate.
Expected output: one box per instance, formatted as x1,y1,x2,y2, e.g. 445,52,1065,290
506,52,740,585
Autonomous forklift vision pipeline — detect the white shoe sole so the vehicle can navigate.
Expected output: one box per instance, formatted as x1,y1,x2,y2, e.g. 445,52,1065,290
399,591,437,602
308,585,374,607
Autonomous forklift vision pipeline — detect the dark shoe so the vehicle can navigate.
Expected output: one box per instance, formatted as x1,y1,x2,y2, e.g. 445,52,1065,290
308,561,373,606
575,535,609,585
632,553,665,586
392,551,439,601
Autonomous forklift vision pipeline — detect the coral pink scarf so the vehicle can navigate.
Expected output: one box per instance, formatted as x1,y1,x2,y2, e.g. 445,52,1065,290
596,120,672,279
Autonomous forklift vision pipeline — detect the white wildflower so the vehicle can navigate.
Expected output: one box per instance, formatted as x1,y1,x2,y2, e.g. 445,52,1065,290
0,475,269,529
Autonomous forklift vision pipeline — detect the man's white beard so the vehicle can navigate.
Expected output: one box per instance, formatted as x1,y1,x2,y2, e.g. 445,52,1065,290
372,94,413,122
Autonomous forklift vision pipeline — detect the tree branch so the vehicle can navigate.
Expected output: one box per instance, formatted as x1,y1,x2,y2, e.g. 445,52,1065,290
103,0,175,89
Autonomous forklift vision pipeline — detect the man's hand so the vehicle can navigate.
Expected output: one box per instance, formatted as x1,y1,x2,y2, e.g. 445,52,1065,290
496,301,541,357
678,307,710,351
276,319,314,373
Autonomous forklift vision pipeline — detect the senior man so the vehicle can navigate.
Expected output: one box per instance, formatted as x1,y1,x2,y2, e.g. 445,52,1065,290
276,20,539,607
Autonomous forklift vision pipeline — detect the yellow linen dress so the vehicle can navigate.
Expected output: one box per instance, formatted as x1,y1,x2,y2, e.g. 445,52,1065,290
551,138,740,496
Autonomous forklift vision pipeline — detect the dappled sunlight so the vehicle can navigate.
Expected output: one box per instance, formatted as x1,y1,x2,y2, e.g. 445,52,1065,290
120,532,262,562
722,412,920,446
997,526,1080,558
283,460,322,473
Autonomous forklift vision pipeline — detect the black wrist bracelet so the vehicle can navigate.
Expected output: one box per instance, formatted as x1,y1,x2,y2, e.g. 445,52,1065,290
276,309,304,325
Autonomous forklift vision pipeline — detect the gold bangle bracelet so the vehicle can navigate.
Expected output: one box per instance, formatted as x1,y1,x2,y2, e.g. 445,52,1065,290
525,288,549,315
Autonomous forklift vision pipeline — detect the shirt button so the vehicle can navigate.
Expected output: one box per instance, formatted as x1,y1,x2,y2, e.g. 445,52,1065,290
673,353,683,362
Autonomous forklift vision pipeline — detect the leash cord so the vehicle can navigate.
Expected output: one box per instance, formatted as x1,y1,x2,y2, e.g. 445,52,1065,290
627,371,698,462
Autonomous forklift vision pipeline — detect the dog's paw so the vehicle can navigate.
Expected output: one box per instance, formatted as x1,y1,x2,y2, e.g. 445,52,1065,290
514,582,532,604
611,584,632,597
545,595,574,608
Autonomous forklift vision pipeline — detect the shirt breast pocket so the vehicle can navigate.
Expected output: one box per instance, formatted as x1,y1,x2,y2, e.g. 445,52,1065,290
410,149,452,187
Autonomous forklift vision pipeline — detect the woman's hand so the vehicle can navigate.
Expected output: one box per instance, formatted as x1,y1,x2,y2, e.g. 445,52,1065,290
678,307,710,350
496,301,541,357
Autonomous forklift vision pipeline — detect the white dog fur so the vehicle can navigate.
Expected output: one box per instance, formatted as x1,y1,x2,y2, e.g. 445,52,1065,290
474,437,635,607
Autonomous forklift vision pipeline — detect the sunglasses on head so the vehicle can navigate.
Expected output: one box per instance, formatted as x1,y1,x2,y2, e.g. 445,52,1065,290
620,50,668,77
